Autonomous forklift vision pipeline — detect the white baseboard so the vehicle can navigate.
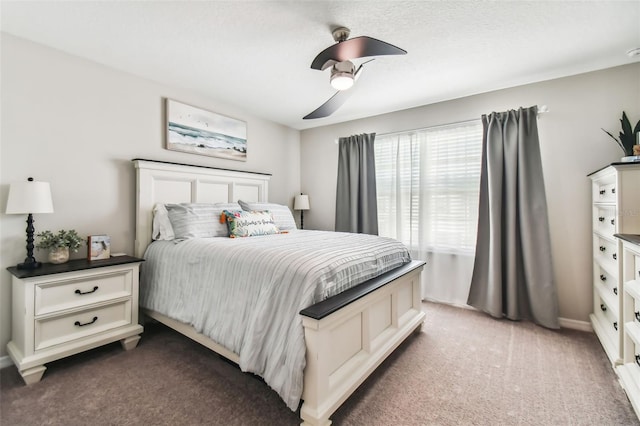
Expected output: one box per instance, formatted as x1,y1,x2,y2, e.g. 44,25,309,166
559,317,593,332
0,355,14,369
423,300,593,332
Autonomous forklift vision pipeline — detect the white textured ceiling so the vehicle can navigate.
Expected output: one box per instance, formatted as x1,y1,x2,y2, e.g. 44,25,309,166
2,1,639,130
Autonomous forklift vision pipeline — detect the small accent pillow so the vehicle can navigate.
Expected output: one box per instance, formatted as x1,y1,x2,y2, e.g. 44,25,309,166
237,200,297,230
152,203,175,240
222,210,280,238
165,203,240,240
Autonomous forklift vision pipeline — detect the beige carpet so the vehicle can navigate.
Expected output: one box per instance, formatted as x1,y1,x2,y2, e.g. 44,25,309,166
1,302,637,425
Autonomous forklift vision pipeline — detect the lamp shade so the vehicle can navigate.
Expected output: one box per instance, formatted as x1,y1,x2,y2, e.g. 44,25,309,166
6,179,54,214
294,194,310,211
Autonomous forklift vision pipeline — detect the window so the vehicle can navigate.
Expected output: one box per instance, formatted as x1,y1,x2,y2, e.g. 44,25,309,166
375,120,483,253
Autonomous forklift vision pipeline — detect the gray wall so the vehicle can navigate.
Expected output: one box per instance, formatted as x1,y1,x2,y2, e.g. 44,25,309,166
0,34,301,358
300,63,640,324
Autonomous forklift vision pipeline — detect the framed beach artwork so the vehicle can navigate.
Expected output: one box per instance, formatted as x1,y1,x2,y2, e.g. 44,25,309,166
165,99,247,161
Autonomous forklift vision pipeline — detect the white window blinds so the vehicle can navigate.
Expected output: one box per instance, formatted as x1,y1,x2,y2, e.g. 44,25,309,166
375,120,483,253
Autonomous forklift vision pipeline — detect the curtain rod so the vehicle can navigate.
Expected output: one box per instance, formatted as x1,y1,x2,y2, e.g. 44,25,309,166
377,105,550,138
335,105,549,143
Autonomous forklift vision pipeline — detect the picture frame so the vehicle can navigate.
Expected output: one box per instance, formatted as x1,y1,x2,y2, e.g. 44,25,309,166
88,235,111,260
165,99,247,161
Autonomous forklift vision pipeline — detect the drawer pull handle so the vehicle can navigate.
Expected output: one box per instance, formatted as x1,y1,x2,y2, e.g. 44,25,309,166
599,216,605,222
600,274,607,281
612,188,616,194
613,253,617,260
599,246,606,252
635,311,640,322
613,287,618,295
601,304,607,312
74,316,98,327
636,355,640,367
614,321,618,331
599,189,606,195
611,219,615,226
75,286,99,295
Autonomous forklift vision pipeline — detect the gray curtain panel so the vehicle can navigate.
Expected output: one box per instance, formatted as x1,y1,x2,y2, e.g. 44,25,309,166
467,106,559,329
335,133,379,235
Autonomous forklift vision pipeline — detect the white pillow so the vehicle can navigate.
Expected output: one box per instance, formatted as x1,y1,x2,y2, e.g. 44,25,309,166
152,203,175,240
165,202,241,239
238,200,297,230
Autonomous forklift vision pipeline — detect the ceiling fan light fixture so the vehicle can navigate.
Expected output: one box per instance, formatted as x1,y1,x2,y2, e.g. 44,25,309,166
330,72,354,90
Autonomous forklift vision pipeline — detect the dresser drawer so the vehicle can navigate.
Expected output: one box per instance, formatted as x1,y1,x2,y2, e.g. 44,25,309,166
594,236,619,269
35,300,132,351
593,205,617,236
593,179,616,203
595,265,618,298
595,295,619,337
35,269,133,316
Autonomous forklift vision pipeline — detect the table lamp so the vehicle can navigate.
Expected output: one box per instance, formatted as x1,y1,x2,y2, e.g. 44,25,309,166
6,177,54,269
294,193,310,230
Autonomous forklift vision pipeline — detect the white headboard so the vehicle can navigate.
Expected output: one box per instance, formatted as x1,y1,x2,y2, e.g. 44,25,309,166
133,159,271,257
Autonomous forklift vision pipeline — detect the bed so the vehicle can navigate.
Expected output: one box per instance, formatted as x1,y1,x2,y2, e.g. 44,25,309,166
133,159,425,425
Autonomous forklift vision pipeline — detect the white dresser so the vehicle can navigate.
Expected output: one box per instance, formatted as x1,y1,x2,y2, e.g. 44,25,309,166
6,255,144,384
588,163,640,365
617,235,640,418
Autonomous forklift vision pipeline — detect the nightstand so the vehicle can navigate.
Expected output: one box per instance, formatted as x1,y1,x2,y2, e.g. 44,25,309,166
6,255,144,384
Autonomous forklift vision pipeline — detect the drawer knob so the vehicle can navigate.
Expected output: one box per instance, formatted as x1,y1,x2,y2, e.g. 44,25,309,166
599,217,605,222
613,253,617,260
635,311,640,322
636,355,640,367
599,189,606,195
600,274,607,282
614,321,618,331
75,286,99,295
613,287,618,295
599,246,606,252
611,219,615,226
601,304,607,312
612,188,616,194
74,316,98,327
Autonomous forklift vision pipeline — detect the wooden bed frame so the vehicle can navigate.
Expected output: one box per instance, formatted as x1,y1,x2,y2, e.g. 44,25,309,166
133,159,426,426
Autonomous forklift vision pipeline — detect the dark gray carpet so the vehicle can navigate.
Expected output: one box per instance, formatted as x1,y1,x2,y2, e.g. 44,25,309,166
1,302,637,425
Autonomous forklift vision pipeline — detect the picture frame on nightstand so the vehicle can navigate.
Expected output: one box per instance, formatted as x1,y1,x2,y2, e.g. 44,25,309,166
88,235,110,260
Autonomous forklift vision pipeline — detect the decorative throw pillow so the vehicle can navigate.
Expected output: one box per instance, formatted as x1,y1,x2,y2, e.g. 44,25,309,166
237,200,297,230
222,210,280,238
165,203,240,240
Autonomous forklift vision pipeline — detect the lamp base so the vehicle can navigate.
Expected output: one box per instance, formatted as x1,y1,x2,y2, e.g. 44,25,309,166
17,260,42,270
18,212,41,270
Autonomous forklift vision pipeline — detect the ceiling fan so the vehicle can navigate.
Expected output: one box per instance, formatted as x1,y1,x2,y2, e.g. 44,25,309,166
303,27,407,120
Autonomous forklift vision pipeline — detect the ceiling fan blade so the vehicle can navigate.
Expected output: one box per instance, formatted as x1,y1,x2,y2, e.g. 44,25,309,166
303,90,352,120
354,59,373,81
311,36,406,70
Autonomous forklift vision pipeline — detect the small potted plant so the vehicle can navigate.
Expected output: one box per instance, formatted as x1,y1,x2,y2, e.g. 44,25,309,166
602,111,640,159
35,229,84,264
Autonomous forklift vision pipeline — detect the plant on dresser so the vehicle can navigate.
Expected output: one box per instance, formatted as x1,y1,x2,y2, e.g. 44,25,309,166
617,234,640,419
6,256,144,384
588,163,640,365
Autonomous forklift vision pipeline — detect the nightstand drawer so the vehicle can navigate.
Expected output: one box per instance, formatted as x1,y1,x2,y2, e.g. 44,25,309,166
35,269,133,316
35,300,132,351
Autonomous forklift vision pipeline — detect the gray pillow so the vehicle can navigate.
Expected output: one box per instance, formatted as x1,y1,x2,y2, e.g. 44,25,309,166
165,203,240,239
238,200,297,230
